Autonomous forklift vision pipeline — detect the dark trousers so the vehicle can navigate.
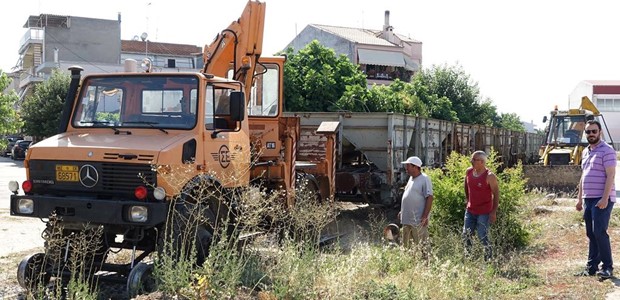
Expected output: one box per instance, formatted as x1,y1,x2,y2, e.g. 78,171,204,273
584,197,614,272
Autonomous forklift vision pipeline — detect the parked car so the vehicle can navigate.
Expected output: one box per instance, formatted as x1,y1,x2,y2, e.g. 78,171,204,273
3,136,23,157
11,140,32,160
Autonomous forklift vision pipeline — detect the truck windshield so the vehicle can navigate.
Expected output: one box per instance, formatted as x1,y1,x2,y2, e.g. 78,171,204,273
72,75,199,130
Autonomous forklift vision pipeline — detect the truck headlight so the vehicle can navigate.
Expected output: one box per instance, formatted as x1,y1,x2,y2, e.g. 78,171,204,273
153,187,166,200
8,181,19,193
18,199,34,214
129,206,148,222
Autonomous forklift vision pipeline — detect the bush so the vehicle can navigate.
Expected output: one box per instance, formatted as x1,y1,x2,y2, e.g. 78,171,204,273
427,150,530,258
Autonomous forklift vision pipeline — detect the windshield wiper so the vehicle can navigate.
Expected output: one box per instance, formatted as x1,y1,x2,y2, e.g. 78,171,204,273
123,121,169,134
83,121,130,135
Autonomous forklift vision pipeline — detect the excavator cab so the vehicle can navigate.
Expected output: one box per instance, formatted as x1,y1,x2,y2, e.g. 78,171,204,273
546,114,588,146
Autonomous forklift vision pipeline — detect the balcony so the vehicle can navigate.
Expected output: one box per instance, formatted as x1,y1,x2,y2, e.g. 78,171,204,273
18,29,44,55
18,67,45,89
362,65,413,83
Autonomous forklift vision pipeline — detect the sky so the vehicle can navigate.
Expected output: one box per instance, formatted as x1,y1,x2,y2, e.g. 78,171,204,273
2,0,619,129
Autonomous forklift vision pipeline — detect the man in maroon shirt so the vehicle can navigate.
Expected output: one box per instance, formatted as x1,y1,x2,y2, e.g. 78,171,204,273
463,150,500,260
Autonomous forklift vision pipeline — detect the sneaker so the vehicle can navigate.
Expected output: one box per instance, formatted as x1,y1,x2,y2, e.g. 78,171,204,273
574,269,596,277
597,269,613,279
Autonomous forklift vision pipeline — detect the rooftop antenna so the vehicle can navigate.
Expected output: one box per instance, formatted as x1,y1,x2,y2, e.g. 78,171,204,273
146,2,151,35
141,32,149,57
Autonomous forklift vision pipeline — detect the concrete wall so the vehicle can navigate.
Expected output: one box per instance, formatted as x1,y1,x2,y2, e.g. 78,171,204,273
44,16,120,65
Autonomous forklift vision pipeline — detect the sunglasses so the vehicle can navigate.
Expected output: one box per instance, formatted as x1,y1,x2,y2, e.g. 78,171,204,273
585,129,598,134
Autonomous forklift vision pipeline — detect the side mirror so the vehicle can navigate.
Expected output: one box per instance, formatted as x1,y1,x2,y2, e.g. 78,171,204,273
230,91,245,122
542,116,548,123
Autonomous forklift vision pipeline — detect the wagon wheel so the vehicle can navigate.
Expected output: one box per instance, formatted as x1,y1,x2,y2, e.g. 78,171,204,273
17,253,51,291
127,261,156,298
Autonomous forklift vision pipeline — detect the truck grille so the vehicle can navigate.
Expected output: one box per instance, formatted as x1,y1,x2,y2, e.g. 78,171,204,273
100,163,156,192
28,160,157,200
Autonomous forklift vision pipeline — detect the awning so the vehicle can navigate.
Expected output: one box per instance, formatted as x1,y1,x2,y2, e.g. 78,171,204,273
358,49,405,67
404,56,419,71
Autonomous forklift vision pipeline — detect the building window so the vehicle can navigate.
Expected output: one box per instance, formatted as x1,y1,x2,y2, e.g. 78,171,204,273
167,59,176,68
596,97,620,112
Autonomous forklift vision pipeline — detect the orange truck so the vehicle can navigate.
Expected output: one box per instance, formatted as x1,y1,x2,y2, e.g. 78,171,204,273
10,0,338,294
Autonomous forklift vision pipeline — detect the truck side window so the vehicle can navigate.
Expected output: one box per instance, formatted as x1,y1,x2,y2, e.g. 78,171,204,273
205,86,215,129
249,63,279,117
214,89,231,115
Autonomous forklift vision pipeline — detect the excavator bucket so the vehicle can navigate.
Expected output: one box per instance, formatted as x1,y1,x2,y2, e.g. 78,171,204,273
522,164,581,193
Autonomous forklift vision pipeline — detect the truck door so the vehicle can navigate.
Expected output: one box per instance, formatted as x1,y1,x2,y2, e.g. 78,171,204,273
203,84,250,188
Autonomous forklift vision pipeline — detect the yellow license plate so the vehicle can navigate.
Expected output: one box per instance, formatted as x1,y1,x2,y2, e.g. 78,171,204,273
56,165,79,182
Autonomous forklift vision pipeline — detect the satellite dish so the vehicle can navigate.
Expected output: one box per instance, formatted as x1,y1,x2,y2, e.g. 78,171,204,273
140,32,148,41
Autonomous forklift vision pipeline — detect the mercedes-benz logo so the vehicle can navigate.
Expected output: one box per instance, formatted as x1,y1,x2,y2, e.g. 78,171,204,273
79,164,99,188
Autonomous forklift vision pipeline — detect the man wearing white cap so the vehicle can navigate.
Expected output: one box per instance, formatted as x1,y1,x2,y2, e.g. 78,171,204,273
398,156,434,249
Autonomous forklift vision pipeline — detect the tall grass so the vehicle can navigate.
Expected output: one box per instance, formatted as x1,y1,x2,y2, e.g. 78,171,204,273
22,150,546,299
22,214,103,300
145,150,541,299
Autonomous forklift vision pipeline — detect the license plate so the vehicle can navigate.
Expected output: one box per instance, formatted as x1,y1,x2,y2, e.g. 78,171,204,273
56,165,79,182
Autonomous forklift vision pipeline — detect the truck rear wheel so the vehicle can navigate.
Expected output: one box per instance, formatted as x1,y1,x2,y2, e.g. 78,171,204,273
296,173,323,203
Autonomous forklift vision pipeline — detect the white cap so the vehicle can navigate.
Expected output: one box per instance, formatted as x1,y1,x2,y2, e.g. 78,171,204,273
401,156,422,167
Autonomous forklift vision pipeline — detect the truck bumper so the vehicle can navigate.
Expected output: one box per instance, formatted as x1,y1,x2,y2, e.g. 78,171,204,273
10,195,168,227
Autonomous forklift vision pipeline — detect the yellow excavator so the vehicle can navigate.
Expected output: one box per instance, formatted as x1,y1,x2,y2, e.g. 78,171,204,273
539,96,602,166
523,96,613,191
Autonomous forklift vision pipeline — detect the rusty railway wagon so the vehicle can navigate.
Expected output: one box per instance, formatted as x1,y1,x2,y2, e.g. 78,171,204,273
286,111,545,206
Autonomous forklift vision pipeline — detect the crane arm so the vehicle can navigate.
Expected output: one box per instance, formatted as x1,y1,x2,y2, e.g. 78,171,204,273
202,0,265,98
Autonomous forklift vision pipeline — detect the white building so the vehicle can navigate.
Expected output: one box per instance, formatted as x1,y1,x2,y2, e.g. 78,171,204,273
569,80,620,146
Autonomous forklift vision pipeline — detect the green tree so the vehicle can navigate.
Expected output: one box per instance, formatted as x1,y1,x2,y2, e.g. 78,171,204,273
21,70,70,139
476,98,499,127
282,40,367,111
497,112,525,132
413,63,497,125
364,79,428,115
0,70,23,149
411,75,457,121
